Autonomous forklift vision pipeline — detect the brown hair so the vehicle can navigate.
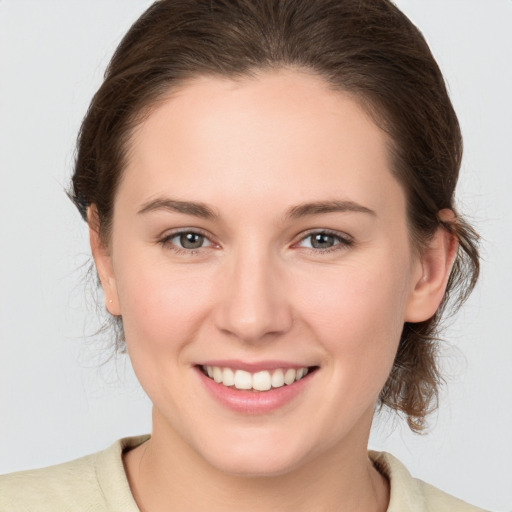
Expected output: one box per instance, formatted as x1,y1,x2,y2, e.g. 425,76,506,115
71,0,479,432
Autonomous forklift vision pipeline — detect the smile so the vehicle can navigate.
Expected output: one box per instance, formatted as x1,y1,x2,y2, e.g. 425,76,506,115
201,365,311,391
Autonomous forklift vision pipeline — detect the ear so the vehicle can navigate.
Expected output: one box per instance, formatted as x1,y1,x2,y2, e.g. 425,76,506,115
404,209,458,322
87,205,121,316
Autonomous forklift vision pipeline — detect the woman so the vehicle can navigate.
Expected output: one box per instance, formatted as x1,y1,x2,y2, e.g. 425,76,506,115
0,0,489,510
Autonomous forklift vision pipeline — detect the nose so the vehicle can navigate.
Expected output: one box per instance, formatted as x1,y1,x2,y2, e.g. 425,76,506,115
213,247,293,344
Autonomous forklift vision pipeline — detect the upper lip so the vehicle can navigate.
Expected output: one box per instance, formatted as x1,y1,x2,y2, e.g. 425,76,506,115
195,359,315,372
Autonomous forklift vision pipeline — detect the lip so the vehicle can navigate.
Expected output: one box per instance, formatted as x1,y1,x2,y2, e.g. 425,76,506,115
194,364,317,414
195,359,310,372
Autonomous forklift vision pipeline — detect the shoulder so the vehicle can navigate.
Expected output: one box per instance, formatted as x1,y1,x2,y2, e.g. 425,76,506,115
0,435,149,512
369,451,489,512
0,451,103,511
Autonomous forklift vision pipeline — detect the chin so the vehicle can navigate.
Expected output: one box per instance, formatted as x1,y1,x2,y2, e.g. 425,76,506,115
205,448,305,478
192,429,317,478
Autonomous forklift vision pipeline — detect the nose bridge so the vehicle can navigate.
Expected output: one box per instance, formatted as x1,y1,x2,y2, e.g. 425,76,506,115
214,241,292,343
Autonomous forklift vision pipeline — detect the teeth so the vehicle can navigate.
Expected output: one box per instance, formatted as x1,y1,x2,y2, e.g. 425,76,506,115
203,365,310,391
234,370,252,390
252,371,272,391
222,367,235,386
271,368,285,388
284,368,296,385
213,366,223,383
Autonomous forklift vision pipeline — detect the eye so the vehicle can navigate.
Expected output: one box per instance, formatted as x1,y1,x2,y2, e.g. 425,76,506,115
160,230,214,252
297,231,353,252
176,232,208,249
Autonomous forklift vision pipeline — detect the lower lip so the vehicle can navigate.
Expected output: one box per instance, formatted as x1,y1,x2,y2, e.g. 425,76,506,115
195,367,315,414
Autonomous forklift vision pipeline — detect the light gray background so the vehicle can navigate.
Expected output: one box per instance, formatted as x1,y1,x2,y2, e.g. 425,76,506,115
0,1,510,510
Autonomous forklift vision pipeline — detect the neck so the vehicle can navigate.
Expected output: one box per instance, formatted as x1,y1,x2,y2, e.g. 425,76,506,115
123,409,389,512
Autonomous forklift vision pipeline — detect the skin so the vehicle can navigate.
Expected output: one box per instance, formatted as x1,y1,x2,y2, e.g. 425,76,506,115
90,69,457,512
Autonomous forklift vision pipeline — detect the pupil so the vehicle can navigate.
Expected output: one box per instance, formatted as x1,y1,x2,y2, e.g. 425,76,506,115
180,233,203,249
312,233,334,249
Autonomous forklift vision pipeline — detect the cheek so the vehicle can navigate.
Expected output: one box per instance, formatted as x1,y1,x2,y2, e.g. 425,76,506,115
114,256,221,412
297,257,409,377
114,255,217,352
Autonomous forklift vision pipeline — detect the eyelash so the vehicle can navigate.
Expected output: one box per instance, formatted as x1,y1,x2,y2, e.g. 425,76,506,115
159,229,214,255
158,229,353,255
295,229,354,253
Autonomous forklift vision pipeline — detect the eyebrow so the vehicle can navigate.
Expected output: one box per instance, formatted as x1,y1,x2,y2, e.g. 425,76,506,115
137,198,219,219
284,200,376,220
137,197,376,221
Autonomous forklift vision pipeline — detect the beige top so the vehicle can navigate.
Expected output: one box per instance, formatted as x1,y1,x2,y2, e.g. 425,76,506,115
0,435,488,511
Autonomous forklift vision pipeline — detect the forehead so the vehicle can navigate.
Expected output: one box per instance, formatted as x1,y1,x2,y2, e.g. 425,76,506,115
120,70,404,219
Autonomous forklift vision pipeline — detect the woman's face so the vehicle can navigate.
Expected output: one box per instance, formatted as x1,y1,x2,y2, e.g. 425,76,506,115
99,70,426,475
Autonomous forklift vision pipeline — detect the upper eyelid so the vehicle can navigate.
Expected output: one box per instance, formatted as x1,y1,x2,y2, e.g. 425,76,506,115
295,228,352,243
158,229,216,251
160,227,213,240
158,228,352,247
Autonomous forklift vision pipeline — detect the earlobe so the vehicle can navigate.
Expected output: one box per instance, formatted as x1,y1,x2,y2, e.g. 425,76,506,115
87,206,121,316
404,210,458,323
